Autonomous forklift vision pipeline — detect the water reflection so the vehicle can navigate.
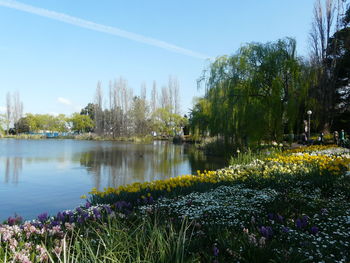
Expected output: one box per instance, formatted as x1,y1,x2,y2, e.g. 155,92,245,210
0,139,227,220
3,157,23,184
0,140,227,189
184,145,226,173
78,142,188,190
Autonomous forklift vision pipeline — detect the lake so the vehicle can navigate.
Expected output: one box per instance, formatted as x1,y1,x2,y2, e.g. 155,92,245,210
0,139,226,221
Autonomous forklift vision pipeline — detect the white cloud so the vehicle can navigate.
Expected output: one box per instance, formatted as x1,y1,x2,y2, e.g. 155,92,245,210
0,0,210,59
48,111,59,116
56,98,82,114
0,106,6,113
57,97,72,105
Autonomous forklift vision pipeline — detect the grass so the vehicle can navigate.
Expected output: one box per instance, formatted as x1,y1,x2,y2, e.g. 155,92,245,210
229,147,283,165
39,217,194,263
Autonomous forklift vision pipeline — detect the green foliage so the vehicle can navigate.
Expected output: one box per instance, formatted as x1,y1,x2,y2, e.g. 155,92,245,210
0,114,5,135
326,26,350,130
80,103,96,121
229,147,282,166
15,113,69,133
69,113,94,133
130,96,151,136
152,106,188,136
190,38,310,147
44,217,195,263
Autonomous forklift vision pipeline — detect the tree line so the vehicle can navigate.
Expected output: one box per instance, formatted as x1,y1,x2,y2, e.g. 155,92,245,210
1,76,187,137
189,0,350,147
90,76,186,138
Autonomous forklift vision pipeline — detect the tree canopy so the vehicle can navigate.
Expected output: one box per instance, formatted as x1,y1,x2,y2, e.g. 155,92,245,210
191,38,309,146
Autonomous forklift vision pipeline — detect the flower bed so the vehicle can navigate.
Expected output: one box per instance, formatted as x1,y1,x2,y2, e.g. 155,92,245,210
1,145,350,262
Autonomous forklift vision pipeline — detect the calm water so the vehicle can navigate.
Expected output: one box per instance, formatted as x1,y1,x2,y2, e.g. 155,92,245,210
0,139,226,220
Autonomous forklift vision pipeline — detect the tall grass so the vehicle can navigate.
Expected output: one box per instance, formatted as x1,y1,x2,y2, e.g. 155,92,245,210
229,147,282,165
43,217,196,263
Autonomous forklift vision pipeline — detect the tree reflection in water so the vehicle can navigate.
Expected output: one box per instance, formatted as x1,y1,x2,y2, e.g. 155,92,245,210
2,157,23,184
184,145,228,174
0,139,228,220
78,141,187,190
0,140,227,190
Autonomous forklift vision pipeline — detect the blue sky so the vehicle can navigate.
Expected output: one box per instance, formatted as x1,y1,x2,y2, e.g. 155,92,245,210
0,0,315,116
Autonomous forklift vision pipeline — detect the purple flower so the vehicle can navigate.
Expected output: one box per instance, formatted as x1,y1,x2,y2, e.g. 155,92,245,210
7,217,15,225
321,208,328,215
67,211,74,217
50,221,60,227
77,216,85,224
296,216,308,229
276,214,284,223
310,226,319,235
282,226,290,233
69,215,75,223
33,222,43,228
82,211,89,219
93,208,101,219
63,211,73,218
56,212,65,222
103,205,112,214
37,212,48,223
296,218,302,228
260,226,273,238
268,213,274,220
114,201,132,211
213,245,219,257
149,196,154,204
85,201,91,209
7,215,22,226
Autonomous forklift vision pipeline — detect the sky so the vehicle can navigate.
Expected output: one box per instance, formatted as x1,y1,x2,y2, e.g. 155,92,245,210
0,0,316,116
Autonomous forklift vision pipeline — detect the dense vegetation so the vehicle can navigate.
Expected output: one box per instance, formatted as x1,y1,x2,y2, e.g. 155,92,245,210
1,145,349,262
190,1,350,148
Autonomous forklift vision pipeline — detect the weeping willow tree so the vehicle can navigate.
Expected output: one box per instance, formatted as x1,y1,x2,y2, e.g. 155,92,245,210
190,38,310,147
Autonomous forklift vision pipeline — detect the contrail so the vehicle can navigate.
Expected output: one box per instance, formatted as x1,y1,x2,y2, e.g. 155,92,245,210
0,0,209,59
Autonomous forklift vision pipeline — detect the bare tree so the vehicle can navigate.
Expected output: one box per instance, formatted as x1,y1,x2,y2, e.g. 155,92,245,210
309,0,343,62
5,92,11,134
151,81,158,114
168,76,174,113
13,91,23,123
166,76,181,114
119,78,133,136
12,91,23,126
160,86,170,109
173,77,180,115
90,76,182,137
141,82,147,101
94,81,103,135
